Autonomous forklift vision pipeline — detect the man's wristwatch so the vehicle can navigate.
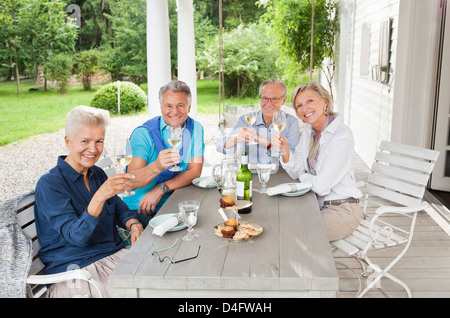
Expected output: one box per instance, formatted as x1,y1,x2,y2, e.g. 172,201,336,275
159,183,170,194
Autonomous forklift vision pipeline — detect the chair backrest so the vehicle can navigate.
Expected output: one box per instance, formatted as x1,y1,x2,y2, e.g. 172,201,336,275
96,149,117,177
14,192,49,297
365,141,440,207
15,193,43,275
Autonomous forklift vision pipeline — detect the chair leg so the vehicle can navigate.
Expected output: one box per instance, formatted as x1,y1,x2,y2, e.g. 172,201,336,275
358,266,412,298
354,254,368,277
357,244,413,298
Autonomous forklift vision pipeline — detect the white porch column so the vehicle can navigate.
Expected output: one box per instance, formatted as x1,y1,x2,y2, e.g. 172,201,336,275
147,0,171,118
177,0,197,117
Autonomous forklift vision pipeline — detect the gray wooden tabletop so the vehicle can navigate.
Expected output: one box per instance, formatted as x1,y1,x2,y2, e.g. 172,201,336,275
111,168,338,298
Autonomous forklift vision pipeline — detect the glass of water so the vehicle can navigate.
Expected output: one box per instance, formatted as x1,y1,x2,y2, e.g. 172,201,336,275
256,164,272,194
179,200,201,241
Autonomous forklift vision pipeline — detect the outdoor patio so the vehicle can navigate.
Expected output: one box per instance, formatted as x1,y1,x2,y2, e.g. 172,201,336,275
202,141,450,298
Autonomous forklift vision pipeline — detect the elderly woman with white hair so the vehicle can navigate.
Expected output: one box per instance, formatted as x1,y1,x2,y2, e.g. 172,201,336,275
34,105,143,298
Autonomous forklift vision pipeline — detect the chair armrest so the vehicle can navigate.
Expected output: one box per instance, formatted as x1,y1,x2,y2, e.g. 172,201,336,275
375,202,429,215
27,269,91,285
27,269,104,297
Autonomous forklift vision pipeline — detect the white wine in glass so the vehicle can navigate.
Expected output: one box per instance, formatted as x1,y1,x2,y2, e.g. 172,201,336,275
244,107,258,145
168,125,183,172
272,111,287,156
114,138,135,197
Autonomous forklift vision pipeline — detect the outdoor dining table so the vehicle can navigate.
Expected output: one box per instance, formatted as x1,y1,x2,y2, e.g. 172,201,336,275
111,167,339,298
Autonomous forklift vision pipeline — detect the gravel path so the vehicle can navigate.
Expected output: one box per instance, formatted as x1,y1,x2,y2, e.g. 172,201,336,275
0,113,222,202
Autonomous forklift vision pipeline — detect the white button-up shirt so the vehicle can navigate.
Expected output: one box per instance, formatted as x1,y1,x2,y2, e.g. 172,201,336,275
281,114,362,201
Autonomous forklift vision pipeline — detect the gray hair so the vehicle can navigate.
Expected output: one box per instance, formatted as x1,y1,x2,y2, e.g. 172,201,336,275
290,81,335,116
258,78,288,99
65,105,110,140
158,80,192,106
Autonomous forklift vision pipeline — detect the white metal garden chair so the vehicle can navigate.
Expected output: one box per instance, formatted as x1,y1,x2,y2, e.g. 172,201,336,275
331,141,440,298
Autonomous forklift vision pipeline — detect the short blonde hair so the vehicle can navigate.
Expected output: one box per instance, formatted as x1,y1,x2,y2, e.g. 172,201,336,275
290,81,335,116
65,105,110,140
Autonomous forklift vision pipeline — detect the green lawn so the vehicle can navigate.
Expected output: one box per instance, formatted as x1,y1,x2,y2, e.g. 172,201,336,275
0,76,313,146
0,79,261,146
0,80,109,146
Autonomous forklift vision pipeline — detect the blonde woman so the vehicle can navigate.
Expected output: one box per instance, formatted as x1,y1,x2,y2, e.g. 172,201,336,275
273,82,363,241
35,105,143,297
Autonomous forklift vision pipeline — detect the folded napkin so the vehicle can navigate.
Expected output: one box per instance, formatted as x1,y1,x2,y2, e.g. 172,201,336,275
198,176,216,188
267,183,312,196
152,214,182,237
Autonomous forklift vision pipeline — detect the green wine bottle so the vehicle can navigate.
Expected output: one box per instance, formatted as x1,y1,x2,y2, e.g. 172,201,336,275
236,151,252,214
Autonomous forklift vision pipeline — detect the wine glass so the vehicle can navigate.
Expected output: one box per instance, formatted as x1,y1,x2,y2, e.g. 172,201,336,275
272,111,287,156
113,138,135,197
168,125,183,172
256,164,272,194
244,106,258,145
179,200,201,241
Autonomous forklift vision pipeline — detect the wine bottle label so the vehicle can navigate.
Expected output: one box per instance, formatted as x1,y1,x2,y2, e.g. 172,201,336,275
236,181,252,200
236,181,245,200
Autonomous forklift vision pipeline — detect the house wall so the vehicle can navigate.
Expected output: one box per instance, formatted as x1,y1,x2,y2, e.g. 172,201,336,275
335,0,441,166
335,0,400,166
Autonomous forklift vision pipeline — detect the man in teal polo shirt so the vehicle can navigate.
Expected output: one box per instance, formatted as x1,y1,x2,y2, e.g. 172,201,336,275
123,81,205,226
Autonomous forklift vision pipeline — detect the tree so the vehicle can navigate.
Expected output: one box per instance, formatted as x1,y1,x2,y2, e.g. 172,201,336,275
198,23,281,98
261,0,339,98
0,0,78,93
103,0,147,84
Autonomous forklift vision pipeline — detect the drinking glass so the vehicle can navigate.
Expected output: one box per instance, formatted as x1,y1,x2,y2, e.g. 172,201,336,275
179,200,201,241
272,111,287,156
256,164,272,194
113,138,135,197
244,106,258,145
168,125,183,172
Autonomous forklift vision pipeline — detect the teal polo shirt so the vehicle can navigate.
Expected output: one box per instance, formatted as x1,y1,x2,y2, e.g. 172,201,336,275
122,117,205,212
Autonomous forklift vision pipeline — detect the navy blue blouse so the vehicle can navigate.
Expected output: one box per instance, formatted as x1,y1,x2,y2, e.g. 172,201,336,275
34,156,137,275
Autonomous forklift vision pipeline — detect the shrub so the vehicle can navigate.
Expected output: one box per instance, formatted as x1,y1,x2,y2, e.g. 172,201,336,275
91,81,147,115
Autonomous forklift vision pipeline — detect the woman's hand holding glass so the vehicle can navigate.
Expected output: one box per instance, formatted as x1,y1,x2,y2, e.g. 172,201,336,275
87,173,135,217
271,133,290,163
114,138,135,197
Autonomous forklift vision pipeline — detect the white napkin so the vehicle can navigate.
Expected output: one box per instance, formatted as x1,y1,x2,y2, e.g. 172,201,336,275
198,176,216,188
267,183,312,196
152,214,181,237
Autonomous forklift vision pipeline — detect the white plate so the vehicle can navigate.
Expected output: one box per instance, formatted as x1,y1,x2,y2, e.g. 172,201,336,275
221,200,253,210
192,176,217,189
149,213,186,232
